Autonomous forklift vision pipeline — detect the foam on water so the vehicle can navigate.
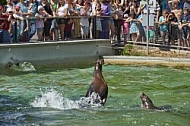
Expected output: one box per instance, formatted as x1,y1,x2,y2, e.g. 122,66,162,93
11,62,36,72
30,89,102,110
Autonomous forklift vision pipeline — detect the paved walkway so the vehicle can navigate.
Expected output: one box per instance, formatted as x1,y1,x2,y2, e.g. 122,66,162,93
103,56,190,67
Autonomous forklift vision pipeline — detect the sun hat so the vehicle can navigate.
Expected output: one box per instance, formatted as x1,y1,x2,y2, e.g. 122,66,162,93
38,6,44,11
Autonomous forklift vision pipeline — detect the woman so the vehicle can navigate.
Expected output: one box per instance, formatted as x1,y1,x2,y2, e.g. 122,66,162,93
41,0,54,40
50,0,58,40
57,0,66,40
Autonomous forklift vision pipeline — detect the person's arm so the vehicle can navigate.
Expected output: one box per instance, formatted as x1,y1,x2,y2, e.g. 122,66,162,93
101,4,111,16
50,4,56,16
123,6,130,14
13,13,24,20
35,13,41,19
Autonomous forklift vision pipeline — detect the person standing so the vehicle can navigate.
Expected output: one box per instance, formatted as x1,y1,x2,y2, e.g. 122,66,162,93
99,0,111,39
158,9,169,45
35,6,46,41
91,2,102,39
16,0,32,39
41,0,53,40
50,0,58,41
179,7,190,47
0,6,13,43
57,0,66,40
80,1,91,39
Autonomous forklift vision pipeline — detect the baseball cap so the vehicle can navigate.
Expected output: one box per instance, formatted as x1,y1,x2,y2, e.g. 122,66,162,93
15,5,20,10
85,1,91,6
38,6,44,11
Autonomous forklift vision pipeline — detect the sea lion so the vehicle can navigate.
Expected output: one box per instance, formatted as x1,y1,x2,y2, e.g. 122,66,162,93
140,92,172,110
86,57,108,106
140,92,158,109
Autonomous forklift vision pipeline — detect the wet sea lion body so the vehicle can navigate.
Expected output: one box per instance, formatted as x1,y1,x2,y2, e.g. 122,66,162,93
86,57,108,106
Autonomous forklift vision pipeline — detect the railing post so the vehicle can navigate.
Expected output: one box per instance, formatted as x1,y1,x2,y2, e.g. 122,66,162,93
168,23,171,47
93,16,96,39
15,19,17,43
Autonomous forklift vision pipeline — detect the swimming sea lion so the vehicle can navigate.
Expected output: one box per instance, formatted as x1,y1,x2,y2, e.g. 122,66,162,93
140,92,158,109
140,92,172,111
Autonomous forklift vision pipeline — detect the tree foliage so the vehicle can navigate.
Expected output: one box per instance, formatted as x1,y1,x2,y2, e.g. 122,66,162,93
0,0,6,6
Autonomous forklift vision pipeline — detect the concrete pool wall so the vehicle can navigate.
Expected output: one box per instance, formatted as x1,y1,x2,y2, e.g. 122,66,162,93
0,39,114,68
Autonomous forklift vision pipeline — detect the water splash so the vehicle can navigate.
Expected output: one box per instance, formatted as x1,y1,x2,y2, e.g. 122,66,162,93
11,62,36,72
30,89,102,110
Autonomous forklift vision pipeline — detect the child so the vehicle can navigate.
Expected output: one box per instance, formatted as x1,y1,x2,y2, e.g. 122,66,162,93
179,7,190,47
127,11,140,43
158,9,169,45
80,1,91,39
0,6,13,43
35,6,46,41
91,2,102,39
175,10,183,47
122,14,130,44
64,19,73,40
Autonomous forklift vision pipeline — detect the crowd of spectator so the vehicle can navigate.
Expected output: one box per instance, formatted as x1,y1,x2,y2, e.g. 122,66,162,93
0,0,190,49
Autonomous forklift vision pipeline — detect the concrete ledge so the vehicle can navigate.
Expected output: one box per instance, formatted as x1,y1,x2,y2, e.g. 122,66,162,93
103,56,190,67
0,39,114,68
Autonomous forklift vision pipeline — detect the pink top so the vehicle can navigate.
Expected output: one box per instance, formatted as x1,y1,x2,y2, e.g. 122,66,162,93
123,20,130,34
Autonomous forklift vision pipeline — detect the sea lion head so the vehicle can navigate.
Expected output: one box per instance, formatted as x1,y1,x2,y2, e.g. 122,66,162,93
140,92,157,109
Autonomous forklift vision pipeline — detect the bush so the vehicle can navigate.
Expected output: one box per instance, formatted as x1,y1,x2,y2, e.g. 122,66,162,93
122,44,146,56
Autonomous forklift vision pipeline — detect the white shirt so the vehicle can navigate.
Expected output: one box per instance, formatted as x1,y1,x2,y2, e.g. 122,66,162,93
80,7,91,27
57,5,66,16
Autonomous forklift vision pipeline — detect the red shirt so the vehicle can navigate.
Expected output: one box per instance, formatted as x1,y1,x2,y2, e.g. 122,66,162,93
0,14,13,30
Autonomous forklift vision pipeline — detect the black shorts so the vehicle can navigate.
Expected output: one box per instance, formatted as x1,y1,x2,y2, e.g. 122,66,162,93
58,18,66,24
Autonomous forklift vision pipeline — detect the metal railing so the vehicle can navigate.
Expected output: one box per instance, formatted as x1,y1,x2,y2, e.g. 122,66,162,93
0,15,190,51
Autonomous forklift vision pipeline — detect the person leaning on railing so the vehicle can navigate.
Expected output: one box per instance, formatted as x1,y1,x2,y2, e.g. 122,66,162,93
178,7,190,47
99,0,111,39
57,0,66,40
158,9,169,45
12,5,24,42
49,0,58,41
80,1,91,39
90,2,102,39
0,6,15,43
41,0,54,41
64,0,76,40
35,5,46,41
167,12,179,45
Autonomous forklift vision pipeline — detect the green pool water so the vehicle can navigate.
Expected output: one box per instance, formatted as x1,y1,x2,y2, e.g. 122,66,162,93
0,63,190,125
